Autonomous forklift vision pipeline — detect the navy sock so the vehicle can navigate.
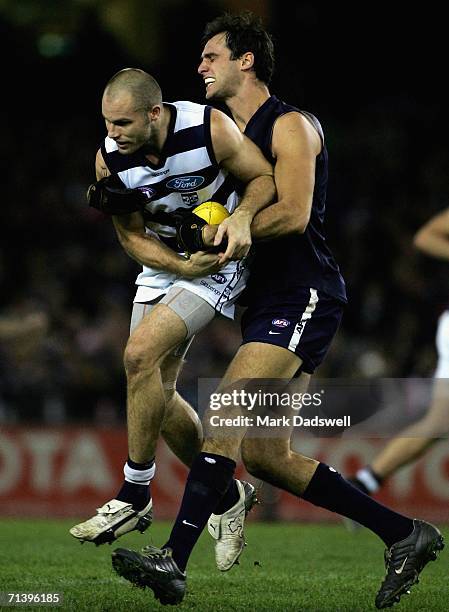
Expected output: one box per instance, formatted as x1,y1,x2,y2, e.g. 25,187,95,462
213,479,240,515
302,463,413,548
116,457,153,511
164,452,236,571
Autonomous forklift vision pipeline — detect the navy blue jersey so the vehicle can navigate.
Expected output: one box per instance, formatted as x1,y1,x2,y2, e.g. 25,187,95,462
241,95,347,304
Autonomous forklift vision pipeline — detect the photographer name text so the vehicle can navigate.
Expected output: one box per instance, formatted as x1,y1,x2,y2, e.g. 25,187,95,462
209,415,351,428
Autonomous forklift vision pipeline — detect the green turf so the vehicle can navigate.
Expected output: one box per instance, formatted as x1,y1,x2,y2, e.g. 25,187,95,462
0,519,447,611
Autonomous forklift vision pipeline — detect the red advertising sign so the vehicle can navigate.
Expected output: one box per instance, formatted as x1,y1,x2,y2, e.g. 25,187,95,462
0,428,448,523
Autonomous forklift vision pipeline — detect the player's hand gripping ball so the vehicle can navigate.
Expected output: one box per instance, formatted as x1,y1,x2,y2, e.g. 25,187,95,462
176,201,230,253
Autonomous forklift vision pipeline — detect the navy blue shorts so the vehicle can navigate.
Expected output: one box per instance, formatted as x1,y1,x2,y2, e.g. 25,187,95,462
240,288,345,374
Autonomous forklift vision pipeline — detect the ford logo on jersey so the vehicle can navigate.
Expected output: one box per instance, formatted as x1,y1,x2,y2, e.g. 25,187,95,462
211,273,226,284
272,318,290,328
167,176,205,191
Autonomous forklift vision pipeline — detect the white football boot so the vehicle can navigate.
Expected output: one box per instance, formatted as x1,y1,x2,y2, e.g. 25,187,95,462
207,480,257,571
69,498,153,545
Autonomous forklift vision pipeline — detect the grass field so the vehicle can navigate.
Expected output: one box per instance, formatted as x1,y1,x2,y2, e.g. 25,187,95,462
0,519,447,611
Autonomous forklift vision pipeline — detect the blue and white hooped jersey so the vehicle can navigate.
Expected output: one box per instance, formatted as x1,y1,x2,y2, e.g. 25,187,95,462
101,101,238,239
100,101,247,318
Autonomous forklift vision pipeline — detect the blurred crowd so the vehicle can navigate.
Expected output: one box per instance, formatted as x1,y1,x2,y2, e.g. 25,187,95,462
1,4,447,424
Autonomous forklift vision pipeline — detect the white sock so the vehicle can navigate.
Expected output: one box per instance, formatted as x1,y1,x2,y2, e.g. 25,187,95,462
124,461,156,485
356,467,380,493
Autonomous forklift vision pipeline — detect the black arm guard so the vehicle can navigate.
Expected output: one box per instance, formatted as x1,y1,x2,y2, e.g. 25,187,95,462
87,175,148,215
175,211,208,253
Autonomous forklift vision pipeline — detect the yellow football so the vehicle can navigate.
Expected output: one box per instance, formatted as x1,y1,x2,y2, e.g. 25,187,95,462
192,201,230,225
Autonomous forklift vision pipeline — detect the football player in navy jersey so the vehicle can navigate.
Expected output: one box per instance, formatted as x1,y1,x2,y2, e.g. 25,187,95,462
70,68,276,545
111,15,443,608
348,208,449,505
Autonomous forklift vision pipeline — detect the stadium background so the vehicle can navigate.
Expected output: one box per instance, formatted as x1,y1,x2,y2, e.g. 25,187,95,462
0,0,448,524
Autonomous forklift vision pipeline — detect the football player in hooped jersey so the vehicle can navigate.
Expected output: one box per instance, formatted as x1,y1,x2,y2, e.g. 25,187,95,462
69,69,275,544
110,15,444,609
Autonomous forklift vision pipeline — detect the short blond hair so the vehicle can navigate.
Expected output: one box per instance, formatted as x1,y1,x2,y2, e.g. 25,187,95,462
104,68,162,111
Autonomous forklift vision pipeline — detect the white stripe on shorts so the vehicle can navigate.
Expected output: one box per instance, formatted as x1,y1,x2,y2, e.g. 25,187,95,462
288,288,319,352
434,310,449,378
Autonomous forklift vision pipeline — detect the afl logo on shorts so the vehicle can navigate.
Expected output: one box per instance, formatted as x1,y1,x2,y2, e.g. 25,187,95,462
272,318,290,328
167,176,205,191
212,273,226,284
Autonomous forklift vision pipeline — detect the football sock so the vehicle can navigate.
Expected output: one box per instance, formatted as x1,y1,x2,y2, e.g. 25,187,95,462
116,457,155,511
302,463,413,548
213,479,240,515
355,466,383,494
164,452,236,571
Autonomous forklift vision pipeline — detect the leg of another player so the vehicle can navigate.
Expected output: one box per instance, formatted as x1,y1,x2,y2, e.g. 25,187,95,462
356,378,449,493
70,303,194,544
162,342,303,572
228,343,415,549
241,363,318,493
160,353,203,467
117,303,191,508
234,348,443,609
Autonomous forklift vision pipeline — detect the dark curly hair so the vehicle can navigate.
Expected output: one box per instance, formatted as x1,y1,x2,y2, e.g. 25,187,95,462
202,12,275,85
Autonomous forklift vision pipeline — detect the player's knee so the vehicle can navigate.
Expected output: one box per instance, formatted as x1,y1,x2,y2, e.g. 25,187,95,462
123,337,158,378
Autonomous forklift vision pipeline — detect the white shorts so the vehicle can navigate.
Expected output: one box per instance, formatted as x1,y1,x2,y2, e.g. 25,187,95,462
134,259,249,319
434,310,449,378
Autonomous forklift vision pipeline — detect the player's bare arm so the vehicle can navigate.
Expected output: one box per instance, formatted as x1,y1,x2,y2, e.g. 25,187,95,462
95,149,110,180
414,207,449,260
211,112,320,263
208,109,276,262
112,211,222,278
249,111,321,240
211,108,275,206
94,150,222,278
